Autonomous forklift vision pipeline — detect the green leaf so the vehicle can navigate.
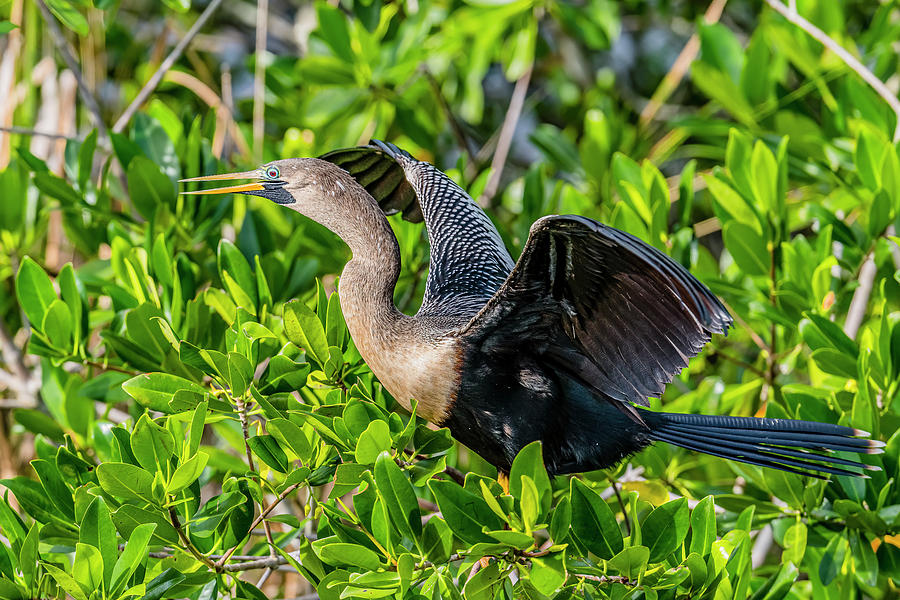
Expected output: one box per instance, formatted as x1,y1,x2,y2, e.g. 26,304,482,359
355,420,392,465
168,451,208,493
248,435,290,473
96,462,155,502
284,300,329,366
509,441,552,523
723,220,769,276
45,0,89,35
122,373,208,413
267,418,312,462
43,562,88,600
109,523,156,596
428,479,505,546
80,497,117,590
530,552,566,596
608,545,650,580
0,21,17,35
642,497,689,562
16,257,57,330
374,452,422,542
41,299,72,350
316,3,354,63
127,156,175,219
73,542,103,595
782,522,807,566
111,505,179,546
750,140,778,214
690,495,716,557
30,459,74,521
131,414,176,473
218,239,258,313
856,129,886,191
463,560,502,600
314,541,382,571
569,478,623,560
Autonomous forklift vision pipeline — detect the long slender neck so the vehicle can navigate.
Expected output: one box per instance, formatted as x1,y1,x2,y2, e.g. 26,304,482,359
334,199,405,333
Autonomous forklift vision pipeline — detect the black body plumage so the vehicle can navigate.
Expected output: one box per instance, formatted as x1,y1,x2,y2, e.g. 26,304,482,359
320,141,879,478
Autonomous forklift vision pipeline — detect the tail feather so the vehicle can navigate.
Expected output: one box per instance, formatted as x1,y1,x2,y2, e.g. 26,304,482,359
645,412,881,479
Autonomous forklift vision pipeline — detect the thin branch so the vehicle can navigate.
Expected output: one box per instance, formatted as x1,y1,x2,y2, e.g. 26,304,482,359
252,0,269,161
224,555,289,573
609,478,630,537
112,0,224,134
713,350,766,377
216,481,304,568
168,506,219,571
478,64,533,207
35,0,108,141
0,125,79,141
423,69,479,167
234,393,277,552
764,0,900,142
639,0,728,127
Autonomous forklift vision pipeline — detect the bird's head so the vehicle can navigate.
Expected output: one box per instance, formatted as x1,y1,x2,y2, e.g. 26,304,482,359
179,158,331,206
180,158,379,248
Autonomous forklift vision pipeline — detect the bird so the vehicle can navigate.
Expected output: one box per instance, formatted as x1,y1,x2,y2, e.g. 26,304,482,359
181,140,881,480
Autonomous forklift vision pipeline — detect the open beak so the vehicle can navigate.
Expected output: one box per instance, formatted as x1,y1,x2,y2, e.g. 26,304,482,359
179,170,264,195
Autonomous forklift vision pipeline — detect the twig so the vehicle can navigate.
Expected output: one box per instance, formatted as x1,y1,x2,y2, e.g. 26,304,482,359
252,0,269,161
764,0,900,142
712,350,765,377
224,555,288,573
83,359,141,376
423,69,479,169
639,0,728,127
577,574,633,586
216,481,304,568
234,393,277,552
609,478,630,537
844,252,876,340
112,0,224,134
35,0,108,141
0,125,79,141
478,64,533,207
168,506,219,571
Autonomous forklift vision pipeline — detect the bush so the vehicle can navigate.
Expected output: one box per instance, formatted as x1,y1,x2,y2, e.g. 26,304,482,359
1,1,899,599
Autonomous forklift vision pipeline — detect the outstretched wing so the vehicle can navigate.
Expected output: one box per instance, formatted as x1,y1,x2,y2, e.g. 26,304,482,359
320,141,515,317
460,215,732,407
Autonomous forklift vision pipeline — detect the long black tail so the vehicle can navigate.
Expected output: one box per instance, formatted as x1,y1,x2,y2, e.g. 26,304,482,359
643,412,883,478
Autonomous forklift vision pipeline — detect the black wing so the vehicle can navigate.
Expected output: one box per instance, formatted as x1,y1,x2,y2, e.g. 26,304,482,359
460,215,732,407
321,141,515,317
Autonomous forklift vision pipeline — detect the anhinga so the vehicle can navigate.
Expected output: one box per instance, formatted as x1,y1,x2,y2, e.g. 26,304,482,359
182,140,881,479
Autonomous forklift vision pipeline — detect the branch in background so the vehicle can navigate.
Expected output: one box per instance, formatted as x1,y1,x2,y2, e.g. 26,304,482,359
0,125,79,141
252,0,269,162
478,64,533,207
639,0,728,127
422,69,479,171
164,70,252,160
844,253,876,340
35,0,108,141
764,0,900,142
112,0,224,134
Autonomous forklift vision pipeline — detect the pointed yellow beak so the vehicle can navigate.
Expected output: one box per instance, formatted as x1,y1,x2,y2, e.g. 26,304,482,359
179,170,264,195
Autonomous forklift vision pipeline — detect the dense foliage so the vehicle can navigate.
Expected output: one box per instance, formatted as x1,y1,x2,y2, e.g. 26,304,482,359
1,0,900,598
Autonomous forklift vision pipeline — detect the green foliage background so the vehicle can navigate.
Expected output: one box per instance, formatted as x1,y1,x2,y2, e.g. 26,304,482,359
1,0,899,598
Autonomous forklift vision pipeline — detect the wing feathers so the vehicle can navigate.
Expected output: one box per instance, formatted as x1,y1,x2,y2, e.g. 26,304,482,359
463,214,732,408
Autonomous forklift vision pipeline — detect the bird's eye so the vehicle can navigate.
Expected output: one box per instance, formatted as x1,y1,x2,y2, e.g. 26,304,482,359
265,166,280,179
